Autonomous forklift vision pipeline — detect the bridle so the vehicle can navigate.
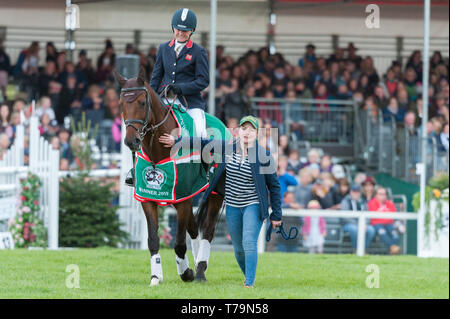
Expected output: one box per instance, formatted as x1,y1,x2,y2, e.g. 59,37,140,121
121,84,174,143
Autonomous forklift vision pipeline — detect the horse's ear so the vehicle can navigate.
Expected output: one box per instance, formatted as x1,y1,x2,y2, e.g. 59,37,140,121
113,69,127,88
137,67,147,86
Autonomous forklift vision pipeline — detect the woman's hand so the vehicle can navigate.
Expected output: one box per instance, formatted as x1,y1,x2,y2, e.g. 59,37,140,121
159,133,175,148
271,220,282,228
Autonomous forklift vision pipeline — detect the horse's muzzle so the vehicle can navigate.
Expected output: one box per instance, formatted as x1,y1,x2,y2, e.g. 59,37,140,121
124,136,141,152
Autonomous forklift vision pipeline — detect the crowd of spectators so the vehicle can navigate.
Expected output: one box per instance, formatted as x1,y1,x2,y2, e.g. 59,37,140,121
214,43,448,153
273,146,405,254
0,39,141,166
1,35,447,255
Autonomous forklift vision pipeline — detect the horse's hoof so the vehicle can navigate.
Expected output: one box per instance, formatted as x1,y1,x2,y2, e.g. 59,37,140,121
194,273,207,282
149,276,161,287
195,261,207,282
180,268,195,282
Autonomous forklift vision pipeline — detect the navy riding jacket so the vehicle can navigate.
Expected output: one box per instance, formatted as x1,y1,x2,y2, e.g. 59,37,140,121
174,137,283,221
150,39,209,110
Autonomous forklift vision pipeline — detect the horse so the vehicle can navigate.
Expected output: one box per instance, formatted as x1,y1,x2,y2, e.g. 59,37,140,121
114,68,224,286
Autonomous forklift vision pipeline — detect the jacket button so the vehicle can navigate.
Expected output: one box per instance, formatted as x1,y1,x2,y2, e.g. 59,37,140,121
172,72,175,75
173,63,176,66
172,80,175,83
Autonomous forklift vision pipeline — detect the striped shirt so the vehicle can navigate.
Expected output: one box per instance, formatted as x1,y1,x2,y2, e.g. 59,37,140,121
225,152,260,207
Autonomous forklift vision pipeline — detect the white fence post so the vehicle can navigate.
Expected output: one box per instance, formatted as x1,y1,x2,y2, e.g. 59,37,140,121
48,149,60,249
118,122,147,249
356,215,366,257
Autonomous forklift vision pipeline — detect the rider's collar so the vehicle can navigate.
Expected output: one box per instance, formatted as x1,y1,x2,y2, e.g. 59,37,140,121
169,38,193,48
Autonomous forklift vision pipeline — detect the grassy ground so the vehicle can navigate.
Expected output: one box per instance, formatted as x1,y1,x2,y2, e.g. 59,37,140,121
0,248,448,299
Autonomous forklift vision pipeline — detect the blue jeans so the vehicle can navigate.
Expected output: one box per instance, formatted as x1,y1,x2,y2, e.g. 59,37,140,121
373,224,399,249
343,223,376,250
225,204,263,287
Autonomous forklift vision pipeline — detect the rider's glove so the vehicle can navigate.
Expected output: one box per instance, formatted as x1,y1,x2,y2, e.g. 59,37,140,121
167,84,182,95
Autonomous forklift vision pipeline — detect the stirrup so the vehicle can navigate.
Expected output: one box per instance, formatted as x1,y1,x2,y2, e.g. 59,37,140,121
125,168,134,187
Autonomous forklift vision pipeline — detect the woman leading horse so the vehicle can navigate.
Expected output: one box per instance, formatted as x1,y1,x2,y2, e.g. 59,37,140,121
160,115,283,288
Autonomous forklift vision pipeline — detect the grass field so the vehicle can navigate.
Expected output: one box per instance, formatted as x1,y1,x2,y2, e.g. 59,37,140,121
0,248,448,299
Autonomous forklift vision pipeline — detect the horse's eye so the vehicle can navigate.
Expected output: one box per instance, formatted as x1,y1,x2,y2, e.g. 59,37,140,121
140,100,146,108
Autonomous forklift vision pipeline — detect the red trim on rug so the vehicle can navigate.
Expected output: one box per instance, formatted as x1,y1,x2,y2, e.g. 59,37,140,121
172,159,178,200
168,106,182,138
134,183,209,205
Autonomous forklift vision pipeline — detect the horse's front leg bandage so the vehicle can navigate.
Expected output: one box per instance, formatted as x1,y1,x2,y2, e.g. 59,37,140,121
150,253,163,282
176,255,190,275
190,235,200,265
197,239,211,267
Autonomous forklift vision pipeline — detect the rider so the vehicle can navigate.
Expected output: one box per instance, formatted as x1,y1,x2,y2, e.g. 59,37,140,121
125,8,209,186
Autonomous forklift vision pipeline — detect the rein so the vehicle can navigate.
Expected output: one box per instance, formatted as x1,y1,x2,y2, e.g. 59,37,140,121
266,221,299,242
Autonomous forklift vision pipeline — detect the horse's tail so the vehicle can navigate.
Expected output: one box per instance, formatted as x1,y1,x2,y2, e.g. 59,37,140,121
195,173,225,230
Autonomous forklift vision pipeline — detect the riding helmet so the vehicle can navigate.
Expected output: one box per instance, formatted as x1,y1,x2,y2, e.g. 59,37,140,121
171,8,197,32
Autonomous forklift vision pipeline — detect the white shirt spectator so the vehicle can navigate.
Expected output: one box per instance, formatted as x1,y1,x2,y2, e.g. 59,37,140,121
35,106,55,121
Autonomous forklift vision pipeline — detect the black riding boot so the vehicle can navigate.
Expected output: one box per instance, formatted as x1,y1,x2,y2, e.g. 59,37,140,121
125,168,135,187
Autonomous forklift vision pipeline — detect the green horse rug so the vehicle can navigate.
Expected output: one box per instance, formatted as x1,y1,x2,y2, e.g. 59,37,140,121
134,103,232,206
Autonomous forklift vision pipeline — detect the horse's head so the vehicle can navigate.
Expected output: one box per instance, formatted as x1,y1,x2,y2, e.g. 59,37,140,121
114,67,152,152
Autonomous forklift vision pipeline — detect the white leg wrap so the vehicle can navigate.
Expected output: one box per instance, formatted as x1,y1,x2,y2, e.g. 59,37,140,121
176,255,190,275
197,239,211,266
150,254,163,283
190,236,200,265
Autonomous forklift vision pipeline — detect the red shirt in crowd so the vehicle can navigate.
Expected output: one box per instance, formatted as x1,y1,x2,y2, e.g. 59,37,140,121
368,198,397,225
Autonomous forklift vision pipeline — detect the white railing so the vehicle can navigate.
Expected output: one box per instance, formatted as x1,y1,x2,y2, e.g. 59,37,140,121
58,168,121,178
257,209,418,256
0,116,60,249
29,116,60,249
140,206,419,256
0,125,25,226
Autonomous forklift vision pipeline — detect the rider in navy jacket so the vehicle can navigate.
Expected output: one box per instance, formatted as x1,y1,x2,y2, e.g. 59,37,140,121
125,8,209,186
150,38,209,111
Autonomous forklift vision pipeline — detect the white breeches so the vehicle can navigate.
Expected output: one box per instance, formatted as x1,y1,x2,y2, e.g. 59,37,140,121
186,108,207,138
167,98,207,138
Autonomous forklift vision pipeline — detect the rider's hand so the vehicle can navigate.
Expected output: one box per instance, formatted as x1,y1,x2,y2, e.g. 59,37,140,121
271,220,282,228
159,133,175,147
167,84,182,95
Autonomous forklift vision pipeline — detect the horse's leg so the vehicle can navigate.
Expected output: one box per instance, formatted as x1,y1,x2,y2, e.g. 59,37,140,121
173,199,195,282
195,193,224,282
186,204,200,267
142,201,163,287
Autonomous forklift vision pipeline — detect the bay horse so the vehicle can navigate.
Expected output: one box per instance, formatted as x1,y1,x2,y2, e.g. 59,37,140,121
114,68,224,286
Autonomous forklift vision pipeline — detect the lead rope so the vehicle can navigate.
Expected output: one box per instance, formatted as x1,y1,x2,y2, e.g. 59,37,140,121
266,221,299,242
